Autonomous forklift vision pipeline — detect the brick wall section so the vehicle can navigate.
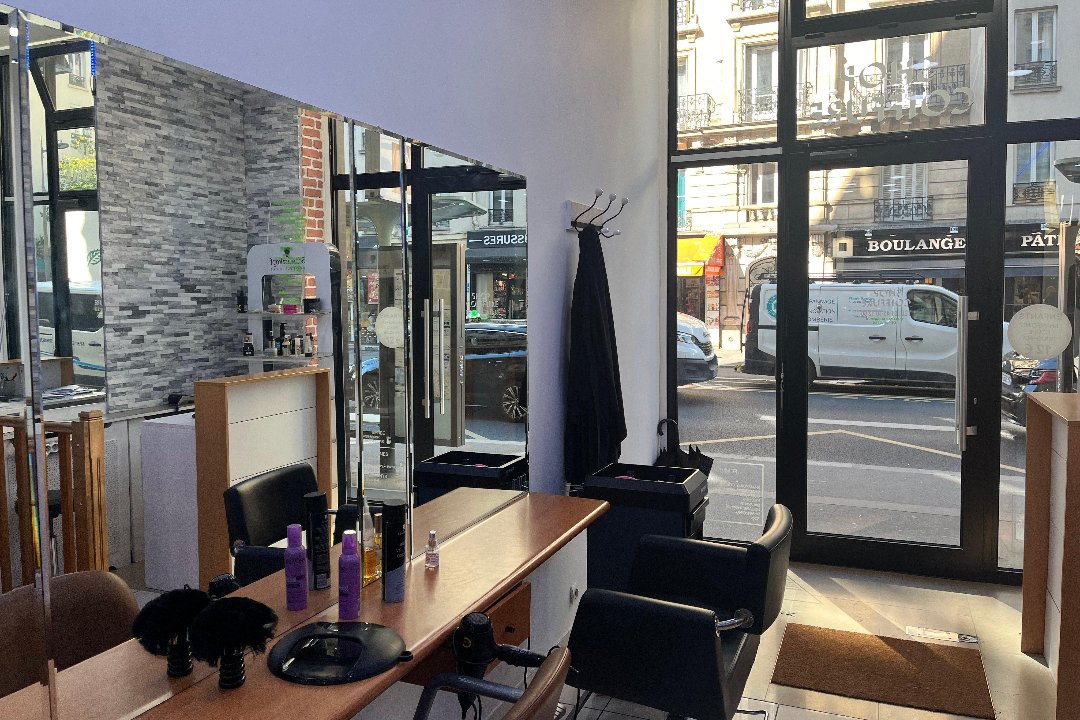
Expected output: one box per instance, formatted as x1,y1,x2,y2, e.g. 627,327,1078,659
95,43,302,411
299,108,330,340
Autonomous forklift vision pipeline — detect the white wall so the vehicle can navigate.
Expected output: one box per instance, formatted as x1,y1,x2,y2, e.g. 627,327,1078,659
22,0,668,493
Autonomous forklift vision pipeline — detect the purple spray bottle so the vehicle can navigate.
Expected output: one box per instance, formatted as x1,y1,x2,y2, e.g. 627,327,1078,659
284,523,308,611
339,530,361,620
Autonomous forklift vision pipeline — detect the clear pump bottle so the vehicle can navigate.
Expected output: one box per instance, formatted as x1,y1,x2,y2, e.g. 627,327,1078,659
425,529,440,570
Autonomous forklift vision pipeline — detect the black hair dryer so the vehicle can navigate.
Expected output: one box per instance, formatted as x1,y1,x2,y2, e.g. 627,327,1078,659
451,612,545,717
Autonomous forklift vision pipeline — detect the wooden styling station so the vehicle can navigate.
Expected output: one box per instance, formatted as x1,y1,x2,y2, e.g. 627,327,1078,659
1,490,607,720
1022,392,1080,720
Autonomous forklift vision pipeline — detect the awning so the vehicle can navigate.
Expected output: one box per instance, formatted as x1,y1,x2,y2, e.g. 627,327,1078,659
677,235,721,277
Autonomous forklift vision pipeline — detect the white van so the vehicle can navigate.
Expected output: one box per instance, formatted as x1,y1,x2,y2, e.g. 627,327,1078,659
743,282,1003,385
38,281,105,379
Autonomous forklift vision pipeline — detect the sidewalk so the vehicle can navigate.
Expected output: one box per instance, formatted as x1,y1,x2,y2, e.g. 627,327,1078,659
715,344,744,369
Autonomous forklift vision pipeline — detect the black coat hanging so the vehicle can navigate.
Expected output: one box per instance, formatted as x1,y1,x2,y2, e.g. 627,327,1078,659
564,224,626,487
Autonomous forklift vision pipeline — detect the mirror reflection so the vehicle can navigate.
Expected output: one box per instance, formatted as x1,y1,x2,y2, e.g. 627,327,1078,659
0,9,527,720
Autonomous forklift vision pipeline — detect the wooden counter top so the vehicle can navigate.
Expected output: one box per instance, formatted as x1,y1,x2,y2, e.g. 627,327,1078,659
0,490,606,720
193,367,328,387
1028,392,1080,426
141,493,606,720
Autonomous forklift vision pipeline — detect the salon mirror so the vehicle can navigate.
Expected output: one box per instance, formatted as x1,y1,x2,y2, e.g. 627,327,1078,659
0,8,58,719
5,8,526,719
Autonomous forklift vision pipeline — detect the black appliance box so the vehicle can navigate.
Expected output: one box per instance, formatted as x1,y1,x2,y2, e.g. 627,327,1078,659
581,462,708,592
413,452,528,506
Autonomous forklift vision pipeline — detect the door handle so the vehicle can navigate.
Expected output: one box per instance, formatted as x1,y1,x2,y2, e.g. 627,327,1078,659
422,299,431,420
904,336,924,342
438,298,446,416
869,335,887,341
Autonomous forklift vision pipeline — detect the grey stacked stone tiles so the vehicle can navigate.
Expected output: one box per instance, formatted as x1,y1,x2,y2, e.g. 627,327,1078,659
95,43,301,412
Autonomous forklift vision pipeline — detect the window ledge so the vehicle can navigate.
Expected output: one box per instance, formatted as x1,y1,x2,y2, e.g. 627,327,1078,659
1011,84,1061,94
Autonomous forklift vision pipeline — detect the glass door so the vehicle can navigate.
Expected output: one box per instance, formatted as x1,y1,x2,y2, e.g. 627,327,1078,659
791,144,1000,575
410,162,527,486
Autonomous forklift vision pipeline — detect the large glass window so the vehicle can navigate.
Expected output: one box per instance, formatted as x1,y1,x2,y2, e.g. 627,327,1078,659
675,2,779,149
1008,5,1068,121
1000,139,1080,570
797,28,986,140
676,162,778,541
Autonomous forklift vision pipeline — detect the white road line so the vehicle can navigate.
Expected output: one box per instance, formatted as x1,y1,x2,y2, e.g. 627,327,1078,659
759,415,954,432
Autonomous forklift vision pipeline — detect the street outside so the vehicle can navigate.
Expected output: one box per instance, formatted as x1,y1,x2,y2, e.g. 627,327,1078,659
679,346,1026,568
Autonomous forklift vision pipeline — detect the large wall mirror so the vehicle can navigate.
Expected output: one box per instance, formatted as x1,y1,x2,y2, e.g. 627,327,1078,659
0,8,527,719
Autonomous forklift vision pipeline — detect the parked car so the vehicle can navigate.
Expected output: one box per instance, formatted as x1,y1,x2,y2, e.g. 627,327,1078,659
360,321,527,423
676,312,718,385
1001,352,1079,426
744,282,1012,386
38,281,106,379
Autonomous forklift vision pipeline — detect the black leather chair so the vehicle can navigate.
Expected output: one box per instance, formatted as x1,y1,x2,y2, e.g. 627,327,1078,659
223,463,318,586
567,504,793,720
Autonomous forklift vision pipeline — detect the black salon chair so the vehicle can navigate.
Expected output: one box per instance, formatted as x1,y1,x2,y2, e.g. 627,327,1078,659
567,504,793,720
223,463,319,586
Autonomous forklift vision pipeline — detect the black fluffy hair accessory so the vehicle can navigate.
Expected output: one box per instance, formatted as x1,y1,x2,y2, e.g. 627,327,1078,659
132,588,212,655
190,596,278,666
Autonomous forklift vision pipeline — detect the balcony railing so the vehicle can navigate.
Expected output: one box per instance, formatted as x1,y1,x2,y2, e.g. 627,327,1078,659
1013,60,1057,89
1013,181,1056,204
677,93,716,132
736,84,816,123
853,64,969,112
489,208,514,224
676,0,692,25
733,0,779,10
875,196,934,222
745,207,777,222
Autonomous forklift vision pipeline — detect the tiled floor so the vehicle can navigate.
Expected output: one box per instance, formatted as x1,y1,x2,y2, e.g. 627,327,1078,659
563,562,1055,720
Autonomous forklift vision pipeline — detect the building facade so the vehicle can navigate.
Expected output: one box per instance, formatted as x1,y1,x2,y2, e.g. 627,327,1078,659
676,0,1078,348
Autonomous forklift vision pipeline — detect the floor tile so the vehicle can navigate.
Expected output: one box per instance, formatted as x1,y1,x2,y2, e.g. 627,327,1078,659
583,692,609,710
766,685,879,720
774,703,879,720
568,705,604,720
877,704,984,720
825,596,977,643
977,648,1055,720
602,698,666,719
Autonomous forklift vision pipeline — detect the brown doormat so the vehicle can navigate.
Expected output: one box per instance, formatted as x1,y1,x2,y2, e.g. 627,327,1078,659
771,624,994,718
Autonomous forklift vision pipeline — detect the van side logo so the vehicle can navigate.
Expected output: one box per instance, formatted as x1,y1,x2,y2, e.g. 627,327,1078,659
766,295,778,320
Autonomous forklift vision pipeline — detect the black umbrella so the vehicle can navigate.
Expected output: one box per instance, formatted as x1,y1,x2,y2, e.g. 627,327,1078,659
654,419,713,476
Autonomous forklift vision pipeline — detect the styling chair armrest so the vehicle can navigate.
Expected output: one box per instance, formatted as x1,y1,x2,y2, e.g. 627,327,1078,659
628,534,749,614
568,588,728,720
232,544,287,587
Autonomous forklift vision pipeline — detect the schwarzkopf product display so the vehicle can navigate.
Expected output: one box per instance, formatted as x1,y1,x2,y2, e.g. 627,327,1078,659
303,491,332,590
381,500,407,603
284,523,308,611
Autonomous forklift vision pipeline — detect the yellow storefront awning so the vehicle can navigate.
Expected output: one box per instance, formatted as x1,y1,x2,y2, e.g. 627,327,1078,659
677,235,721,277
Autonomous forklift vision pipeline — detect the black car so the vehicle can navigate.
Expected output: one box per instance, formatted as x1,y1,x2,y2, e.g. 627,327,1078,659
360,321,527,423
1001,352,1077,426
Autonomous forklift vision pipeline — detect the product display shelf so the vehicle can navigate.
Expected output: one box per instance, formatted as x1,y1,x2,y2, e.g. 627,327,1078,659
226,354,333,364
238,310,330,318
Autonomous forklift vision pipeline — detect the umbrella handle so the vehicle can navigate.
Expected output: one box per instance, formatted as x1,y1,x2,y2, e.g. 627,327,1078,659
656,418,680,453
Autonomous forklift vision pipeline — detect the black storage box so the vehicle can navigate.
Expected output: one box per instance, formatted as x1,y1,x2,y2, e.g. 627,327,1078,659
581,462,709,592
413,452,528,506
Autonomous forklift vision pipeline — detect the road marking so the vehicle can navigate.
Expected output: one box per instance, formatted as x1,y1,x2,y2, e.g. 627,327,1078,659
760,415,955,432
685,431,1025,473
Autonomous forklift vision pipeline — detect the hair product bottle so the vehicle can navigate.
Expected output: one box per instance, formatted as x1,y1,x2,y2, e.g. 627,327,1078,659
242,332,256,357
425,530,440,570
284,523,308,611
339,530,361,620
381,500,407,603
303,492,331,590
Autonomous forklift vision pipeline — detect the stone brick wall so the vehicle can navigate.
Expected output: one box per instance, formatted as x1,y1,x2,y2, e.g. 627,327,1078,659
95,43,302,412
